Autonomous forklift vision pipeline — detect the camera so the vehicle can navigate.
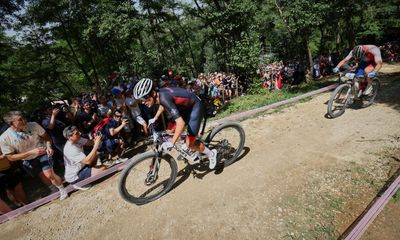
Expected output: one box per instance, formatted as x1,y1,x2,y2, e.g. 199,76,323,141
54,103,69,113
95,130,105,140
60,105,69,113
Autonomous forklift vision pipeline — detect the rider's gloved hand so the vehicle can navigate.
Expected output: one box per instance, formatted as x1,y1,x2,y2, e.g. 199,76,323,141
367,71,377,78
161,141,174,151
148,118,156,126
332,67,339,73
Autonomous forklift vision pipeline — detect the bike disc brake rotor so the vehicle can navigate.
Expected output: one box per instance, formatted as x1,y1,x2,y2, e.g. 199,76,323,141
145,170,158,186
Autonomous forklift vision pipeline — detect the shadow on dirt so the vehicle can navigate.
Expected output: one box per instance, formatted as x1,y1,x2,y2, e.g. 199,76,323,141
169,146,250,192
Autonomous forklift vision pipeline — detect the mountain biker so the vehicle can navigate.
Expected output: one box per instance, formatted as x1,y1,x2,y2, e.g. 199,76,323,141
133,78,218,169
333,45,383,95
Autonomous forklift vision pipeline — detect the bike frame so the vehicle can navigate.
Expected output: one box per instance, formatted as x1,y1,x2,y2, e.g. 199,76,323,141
147,116,211,180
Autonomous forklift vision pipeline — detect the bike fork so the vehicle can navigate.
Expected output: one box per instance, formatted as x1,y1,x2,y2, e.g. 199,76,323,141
145,155,161,185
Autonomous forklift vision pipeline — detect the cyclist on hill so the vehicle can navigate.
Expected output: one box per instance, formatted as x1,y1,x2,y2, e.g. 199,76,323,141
133,78,217,169
333,45,383,95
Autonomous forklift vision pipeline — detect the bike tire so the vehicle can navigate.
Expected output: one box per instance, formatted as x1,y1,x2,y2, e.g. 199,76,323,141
361,78,380,108
118,151,178,205
205,122,245,167
327,83,351,118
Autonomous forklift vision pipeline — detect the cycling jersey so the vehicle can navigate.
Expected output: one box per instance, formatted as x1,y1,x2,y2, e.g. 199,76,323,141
344,45,382,65
159,87,203,137
344,45,382,76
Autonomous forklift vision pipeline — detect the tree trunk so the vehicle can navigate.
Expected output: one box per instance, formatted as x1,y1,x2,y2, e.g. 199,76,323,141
305,38,313,80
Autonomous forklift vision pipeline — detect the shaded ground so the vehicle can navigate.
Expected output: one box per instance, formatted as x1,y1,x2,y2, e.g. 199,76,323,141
1,64,400,240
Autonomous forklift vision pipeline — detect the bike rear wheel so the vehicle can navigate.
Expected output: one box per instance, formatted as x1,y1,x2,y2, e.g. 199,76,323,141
205,122,245,167
327,83,352,118
118,151,177,205
361,78,380,108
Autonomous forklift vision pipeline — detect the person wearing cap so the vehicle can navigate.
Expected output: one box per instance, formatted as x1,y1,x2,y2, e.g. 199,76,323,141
0,111,68,200
63,125,107,189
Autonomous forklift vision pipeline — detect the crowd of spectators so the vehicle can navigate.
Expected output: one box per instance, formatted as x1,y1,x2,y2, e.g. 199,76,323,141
0,69,248,213
258,61,307,90
380,41,399,62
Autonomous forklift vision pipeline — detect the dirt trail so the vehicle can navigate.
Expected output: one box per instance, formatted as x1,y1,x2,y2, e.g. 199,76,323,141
1,64,400,240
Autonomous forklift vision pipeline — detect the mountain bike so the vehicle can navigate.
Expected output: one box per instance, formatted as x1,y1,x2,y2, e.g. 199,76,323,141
327,71,380,118
118,119,245,205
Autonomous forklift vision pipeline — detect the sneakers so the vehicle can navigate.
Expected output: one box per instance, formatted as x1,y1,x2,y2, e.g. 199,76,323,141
72,184,91,191
363,84,373,95
208,149,218,169
116,157,129,164
59,189,68,200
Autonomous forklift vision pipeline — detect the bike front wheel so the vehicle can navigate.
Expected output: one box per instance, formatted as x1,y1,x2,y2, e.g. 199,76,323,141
361,78,380,108
327,83,352,118
118,151,178,205
205,122,245,167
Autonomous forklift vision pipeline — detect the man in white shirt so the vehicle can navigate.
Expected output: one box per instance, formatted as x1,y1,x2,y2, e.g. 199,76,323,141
0,111,68,200
63,125,106,187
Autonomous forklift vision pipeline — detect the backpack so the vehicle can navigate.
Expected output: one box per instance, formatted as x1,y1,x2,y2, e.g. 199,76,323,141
93,117,112,136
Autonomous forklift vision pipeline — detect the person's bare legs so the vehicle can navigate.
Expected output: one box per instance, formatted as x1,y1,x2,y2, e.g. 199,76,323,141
91,165,107,176
13,182,28,205
40,168,63,186
40,169,67,200
0,198,12,214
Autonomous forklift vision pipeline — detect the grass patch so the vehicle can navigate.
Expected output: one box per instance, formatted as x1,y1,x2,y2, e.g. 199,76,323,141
392,189,400,204
212,78,336,119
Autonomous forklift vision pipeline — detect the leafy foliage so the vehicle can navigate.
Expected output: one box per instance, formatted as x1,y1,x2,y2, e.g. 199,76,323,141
0,0,398,114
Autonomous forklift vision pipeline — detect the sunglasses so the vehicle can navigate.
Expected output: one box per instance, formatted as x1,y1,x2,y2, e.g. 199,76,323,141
139,95,152,103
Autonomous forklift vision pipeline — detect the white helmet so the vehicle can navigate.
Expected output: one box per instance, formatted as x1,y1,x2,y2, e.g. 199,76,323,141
133,78,153,100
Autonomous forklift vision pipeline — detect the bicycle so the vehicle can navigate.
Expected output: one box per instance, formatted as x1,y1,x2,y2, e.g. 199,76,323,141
327,71,380,118
118,117,245,205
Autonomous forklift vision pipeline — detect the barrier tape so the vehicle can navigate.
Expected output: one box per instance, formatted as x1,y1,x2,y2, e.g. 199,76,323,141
0,83,338,224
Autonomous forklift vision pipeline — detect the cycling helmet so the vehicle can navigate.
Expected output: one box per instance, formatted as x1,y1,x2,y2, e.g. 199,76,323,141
352,45,366,60
133,78,153,100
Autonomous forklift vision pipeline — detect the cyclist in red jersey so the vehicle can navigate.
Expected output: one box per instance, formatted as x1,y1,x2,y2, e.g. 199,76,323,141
133,78,217,169
333,45,383,95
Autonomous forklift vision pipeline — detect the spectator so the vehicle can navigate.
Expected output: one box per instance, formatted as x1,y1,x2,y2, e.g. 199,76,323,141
41,105,67,154
97,95,112,118
78,100,98,136
63,125,107,188
100,109,129,162
124,86,148,137
0,148,27,210
0,197,12,214
0,111,67,200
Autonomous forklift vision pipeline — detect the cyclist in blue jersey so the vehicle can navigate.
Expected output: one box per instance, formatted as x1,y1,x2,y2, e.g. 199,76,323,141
133,78,217,169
